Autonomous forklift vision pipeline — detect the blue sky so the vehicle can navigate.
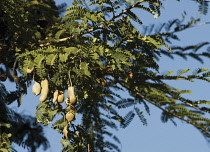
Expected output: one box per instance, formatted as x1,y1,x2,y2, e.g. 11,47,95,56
8,0,210,152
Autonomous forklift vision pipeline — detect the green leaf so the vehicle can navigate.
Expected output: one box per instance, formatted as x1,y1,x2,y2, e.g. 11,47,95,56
0,148,10,152
0,123,10,128
165,71,174,75
35,31,41,39
135,107,147,126
91,14,98,22
90,52,99,59
61,138,69,148
59,53,69,62
178,69,190,76
55,29,66,40
64,47,78,54
80,62,91,76
121,111,135,128
46,54,57,65
179,90,192,94
34,54,45,67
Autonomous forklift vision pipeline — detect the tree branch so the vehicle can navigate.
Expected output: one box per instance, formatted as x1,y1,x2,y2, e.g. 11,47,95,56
40,1,144,47
40,26,104,47
136,91,210,135
117,80,210,136
151,83,210,113
109,1,142,22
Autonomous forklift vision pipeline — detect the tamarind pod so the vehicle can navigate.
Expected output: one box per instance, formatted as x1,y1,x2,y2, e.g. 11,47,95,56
39,93,48,102
63,126,69,140
40,79,49,102
57,91,64,103
68,86,75,97
65,111,75,122
67,86,77,104
32,81,41,96
41,79,49,88
40,95,47,102
69,95,77,105
52,90,58,103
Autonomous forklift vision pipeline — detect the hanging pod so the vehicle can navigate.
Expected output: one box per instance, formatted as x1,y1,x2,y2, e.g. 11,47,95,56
39,79,49,102
63,125,69,140
68,86,77,104
52,90,59,103
57,91,64,103
40,95,47,102
32,81,41,96
70,95,76,104
68,86,75,96
65,111,75,122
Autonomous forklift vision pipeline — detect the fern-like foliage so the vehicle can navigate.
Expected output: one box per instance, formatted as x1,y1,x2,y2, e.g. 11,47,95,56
2,0,210,151
198,0,209,15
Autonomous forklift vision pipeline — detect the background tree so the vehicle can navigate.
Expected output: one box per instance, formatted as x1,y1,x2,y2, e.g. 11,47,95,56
1,0,210,152
0,0,66,151
0,86,49,152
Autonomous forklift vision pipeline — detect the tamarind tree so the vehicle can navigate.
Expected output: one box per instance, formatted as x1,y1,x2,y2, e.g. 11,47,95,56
1,0,210,151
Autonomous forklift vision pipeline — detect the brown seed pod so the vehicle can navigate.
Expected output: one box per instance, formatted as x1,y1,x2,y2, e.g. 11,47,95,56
101,78,106,86
63,125,69,140
39,79,49,102
128,71,133,78
65,111,75,122
32,81,41,96
57,91,64,103
52,90,59,103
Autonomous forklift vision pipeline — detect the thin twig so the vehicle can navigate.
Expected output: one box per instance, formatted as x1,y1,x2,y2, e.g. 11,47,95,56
68,70,72,87
193,22,210,27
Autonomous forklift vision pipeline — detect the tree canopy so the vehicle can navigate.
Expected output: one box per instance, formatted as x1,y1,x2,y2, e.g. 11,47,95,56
1,0,210,151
